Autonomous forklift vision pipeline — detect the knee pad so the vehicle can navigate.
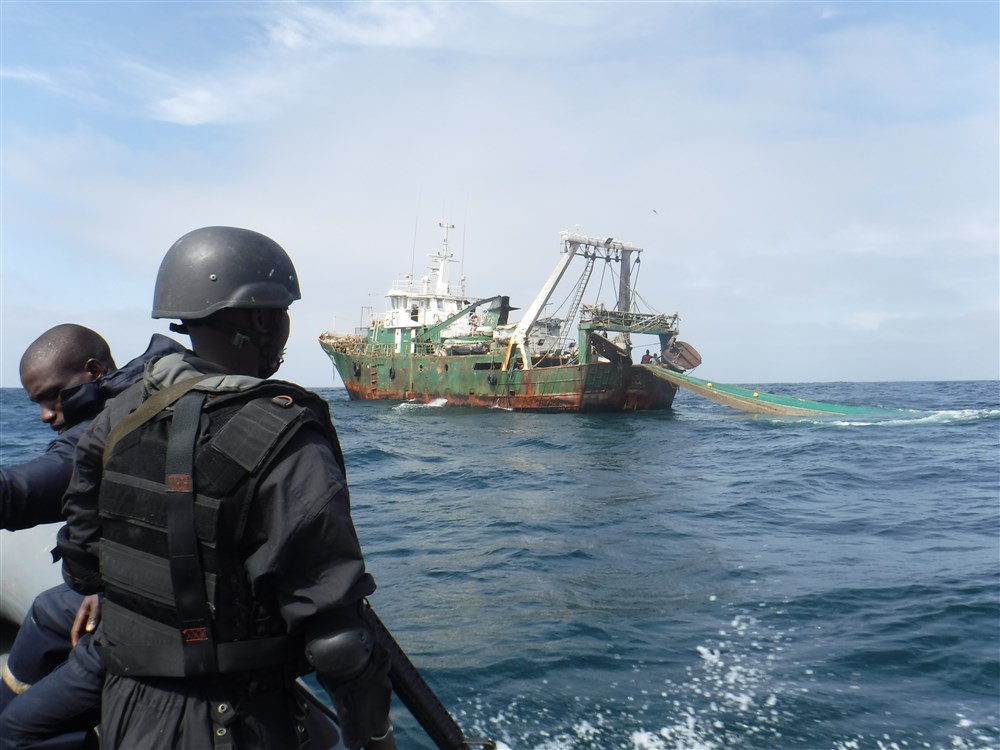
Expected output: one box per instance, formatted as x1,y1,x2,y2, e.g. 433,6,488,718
304,625,374,683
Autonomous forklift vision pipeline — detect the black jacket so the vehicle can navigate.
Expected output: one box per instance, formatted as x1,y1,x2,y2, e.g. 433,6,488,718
59,354,388,749
0,334,186,531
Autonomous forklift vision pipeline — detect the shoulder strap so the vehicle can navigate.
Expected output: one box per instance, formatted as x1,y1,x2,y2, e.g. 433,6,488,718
99,390,311,680
103,374,214,465
165,390,219,677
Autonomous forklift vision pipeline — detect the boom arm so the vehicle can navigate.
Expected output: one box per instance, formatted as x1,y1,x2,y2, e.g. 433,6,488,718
508,241,580,369
507,232,644,370
418,295,508,342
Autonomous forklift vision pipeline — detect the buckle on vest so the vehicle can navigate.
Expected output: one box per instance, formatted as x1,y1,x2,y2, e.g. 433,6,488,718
182,627,210,643
271,395,294,408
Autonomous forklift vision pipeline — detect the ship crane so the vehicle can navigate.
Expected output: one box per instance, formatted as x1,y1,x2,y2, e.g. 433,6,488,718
505,232,642,370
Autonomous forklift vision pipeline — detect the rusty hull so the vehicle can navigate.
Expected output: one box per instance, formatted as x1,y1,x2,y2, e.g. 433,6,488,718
323,343,676,412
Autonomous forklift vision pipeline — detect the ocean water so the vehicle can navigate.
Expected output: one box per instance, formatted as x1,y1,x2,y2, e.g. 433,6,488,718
1,380,998,749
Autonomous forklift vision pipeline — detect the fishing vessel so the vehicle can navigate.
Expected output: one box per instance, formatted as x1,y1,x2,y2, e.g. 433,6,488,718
319,229,702,411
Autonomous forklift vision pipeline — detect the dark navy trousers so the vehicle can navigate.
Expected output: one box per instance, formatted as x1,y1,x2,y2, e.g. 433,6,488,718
0,584,102,749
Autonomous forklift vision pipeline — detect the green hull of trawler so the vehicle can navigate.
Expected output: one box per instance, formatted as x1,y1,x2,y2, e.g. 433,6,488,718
320,342,678,412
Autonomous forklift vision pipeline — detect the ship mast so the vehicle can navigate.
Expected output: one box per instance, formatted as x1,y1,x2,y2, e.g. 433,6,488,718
433,221,455,296
617,244,633,352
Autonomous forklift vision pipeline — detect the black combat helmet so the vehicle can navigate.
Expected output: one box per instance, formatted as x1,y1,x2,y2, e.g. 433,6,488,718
151,226,301,320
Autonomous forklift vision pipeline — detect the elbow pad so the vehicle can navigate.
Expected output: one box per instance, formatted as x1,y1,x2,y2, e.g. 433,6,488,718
304,624,374,684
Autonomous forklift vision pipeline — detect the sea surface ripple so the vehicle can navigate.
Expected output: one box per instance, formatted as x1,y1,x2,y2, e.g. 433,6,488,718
327,380,999,750
1,380,997,749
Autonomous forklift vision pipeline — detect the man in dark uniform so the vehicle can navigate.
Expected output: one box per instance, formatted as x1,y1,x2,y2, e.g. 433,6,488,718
1,324,185,748
3,324,182,531
58,227,396,749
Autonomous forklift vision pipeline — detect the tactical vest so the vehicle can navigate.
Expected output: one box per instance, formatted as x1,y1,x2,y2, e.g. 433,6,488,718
96,377,345,679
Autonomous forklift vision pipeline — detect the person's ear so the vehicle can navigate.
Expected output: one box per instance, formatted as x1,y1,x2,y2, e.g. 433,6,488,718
250,309,271,334
83,358,109,382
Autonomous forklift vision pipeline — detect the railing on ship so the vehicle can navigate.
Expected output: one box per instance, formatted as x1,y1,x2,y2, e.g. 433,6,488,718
323,331,440,357
580,305,680,334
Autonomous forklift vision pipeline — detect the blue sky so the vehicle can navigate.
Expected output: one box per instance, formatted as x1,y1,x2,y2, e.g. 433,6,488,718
1,1,997,389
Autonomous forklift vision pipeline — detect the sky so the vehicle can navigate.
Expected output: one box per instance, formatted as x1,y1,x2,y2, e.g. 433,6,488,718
1,0,997,390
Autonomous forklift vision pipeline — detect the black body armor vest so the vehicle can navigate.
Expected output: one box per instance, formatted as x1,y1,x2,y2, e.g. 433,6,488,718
96,378,344,679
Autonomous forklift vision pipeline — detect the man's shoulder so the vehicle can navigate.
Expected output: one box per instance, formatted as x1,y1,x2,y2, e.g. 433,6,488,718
212,379,328,412
209,381,334,440
53,419,92,448
102,335,187,397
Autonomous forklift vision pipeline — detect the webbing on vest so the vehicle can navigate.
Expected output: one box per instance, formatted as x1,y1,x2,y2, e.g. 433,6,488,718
99,387,316,679
99,599,297,677
103,374,215,465
165,390,218,677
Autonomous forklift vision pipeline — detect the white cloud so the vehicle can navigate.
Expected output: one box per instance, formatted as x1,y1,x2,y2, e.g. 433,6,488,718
0,66,57,89
152,88,226,126
268,1,448,49
844,311,911,333
1,1,996,386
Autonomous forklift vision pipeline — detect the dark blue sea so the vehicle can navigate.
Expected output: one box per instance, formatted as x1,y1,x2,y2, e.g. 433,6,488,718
2,381,998,749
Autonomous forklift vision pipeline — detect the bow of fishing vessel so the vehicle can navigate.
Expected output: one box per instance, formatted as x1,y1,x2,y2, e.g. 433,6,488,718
319,229,703,412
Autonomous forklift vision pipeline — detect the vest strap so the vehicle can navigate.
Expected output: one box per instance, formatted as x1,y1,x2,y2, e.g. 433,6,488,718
103,374,215,465
99,381,330,681
165,390,218,677
98,635,298,678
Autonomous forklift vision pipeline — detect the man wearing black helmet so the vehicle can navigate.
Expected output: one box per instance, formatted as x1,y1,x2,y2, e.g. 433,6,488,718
58,227,396,750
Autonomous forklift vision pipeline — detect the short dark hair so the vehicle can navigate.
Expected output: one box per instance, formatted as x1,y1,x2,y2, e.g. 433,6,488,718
20,324,115,374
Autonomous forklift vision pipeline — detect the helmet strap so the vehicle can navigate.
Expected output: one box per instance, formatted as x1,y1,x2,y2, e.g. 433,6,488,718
231,332,251,349
181,311,284,378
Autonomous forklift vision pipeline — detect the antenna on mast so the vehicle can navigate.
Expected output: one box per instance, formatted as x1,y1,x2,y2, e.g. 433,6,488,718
460,223,467,295
438,221,454,252
436,221,455,295
410,216,419,280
